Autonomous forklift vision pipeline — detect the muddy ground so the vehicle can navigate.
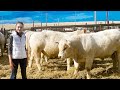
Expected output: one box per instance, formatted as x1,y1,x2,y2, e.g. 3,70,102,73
0,52,120,79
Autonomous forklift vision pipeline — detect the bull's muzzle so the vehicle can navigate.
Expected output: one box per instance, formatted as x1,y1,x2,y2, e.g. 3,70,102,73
58,56,61,59
58,52,65,59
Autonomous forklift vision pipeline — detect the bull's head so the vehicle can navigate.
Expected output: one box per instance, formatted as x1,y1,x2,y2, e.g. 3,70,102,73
56,39,71,59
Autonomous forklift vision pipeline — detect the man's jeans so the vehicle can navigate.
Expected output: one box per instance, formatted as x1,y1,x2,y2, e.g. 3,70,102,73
10,58,27,79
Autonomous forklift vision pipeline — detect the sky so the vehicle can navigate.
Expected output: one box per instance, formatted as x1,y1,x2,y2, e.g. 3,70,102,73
0,11,119,24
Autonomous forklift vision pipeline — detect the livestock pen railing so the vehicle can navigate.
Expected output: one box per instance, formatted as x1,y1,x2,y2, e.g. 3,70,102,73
30,23,120,32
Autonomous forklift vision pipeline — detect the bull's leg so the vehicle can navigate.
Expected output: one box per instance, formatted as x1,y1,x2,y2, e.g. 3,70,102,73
117,52,120,72
1,44,4,57
73,59,79,75
28,51,34,68
111,51,117,70
44,55,48,63
0,44,3,57
35,58,42,71
34,51,42,71
0,44,1,56
41,50,49,63
40,52,44,64
41,52,48,64
67,58,73,71
67,58,71,71
85,57,94,79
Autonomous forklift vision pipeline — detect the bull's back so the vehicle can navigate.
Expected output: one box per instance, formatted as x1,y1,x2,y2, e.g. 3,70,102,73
91,30,120,57
29,32,46,49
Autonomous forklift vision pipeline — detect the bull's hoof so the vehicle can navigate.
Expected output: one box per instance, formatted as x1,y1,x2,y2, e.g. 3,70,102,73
67,67,70,71
28,65,32,68
116,70,120,73
38,69,43,73
86,74,91,79
74,70,78,75
38,67,43,72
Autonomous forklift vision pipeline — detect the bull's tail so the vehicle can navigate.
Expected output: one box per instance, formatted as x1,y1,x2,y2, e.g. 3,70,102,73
41,50,49,58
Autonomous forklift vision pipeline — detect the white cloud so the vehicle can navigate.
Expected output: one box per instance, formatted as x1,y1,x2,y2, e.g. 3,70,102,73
35,16,40,18
65,13,93,20
0,17,33,24
15,17,33,22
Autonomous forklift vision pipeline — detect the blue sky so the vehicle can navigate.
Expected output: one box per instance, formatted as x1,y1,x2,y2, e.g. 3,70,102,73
0,11,119,24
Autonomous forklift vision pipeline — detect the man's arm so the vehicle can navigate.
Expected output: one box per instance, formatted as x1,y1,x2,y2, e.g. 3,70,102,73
8,35,15,70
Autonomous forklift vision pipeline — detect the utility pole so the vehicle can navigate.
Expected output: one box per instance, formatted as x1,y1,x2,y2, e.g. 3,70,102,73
41,22,42,27
58,18,59,26
75,11,76,25
94,11,97,31
74,11,77,31
1,16,3,28
41,22,42,31
46,12,48,27
94,11,97,24
32,20,35,31
106,11,109,29
33,21,34,28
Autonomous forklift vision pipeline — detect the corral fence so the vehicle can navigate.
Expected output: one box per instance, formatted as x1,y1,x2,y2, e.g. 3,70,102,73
30,22,120,32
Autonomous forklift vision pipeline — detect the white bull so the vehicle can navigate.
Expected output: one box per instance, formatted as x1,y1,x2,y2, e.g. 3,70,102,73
0,32,5,56
41,30,86,57
57,29,120,79
28,30,86,71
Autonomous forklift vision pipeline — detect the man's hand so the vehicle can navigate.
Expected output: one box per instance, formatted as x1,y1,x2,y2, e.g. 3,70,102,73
10,61,15,70
8,55,15,70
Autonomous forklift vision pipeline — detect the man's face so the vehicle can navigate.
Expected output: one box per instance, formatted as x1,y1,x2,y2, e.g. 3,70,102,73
16,23,24,33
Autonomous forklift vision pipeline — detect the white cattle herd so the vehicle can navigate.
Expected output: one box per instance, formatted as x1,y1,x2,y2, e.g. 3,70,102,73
1,29,120,79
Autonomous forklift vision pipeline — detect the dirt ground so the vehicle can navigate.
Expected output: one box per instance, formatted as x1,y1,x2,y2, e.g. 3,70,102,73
1,52,120,79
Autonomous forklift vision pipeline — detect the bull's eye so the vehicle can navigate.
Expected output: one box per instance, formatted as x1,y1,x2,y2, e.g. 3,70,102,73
63,47,67,51
63,44,68,51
